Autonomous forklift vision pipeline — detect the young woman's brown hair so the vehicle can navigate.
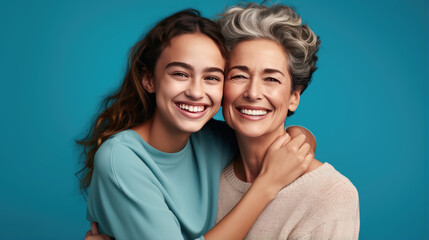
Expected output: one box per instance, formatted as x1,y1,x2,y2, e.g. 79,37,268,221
76,9,227,193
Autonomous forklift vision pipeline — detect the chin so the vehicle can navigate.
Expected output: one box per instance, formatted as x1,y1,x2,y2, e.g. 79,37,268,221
177,121,207,134
234,126,268,138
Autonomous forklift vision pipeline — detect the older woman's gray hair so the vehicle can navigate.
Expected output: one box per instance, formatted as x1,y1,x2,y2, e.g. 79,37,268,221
217,3,320,99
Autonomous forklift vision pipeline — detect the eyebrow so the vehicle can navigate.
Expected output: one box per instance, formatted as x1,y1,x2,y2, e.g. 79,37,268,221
165,62,192,71
165,62,224,75
263,68,285,76
229,65,285,76
229,65,249,72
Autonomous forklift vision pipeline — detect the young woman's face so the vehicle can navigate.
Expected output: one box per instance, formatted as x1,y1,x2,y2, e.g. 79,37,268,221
145,33,225,134
222,39,300,138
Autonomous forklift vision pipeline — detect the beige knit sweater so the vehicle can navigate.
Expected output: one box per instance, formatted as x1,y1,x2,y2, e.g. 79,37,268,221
216,163,360,240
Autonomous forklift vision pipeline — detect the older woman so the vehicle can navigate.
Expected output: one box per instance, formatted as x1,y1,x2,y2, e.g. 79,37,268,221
216,3,359,239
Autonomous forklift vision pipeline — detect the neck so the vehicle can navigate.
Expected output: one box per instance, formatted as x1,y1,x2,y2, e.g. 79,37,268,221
133,113,190,153
234,126,286,183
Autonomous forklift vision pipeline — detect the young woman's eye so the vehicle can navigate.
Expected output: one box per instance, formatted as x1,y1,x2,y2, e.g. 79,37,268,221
205,76,221,81
265,77,281,83
172,72,188,78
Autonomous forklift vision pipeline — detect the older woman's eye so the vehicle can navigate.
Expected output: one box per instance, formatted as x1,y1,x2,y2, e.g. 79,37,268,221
230,75,247,79
265,77,281,83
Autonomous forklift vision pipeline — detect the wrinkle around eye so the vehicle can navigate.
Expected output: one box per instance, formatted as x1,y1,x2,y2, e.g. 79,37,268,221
265,77,281,83
229,75,248,80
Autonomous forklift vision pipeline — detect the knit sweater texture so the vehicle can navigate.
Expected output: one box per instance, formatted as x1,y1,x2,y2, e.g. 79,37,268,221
216,163,360,240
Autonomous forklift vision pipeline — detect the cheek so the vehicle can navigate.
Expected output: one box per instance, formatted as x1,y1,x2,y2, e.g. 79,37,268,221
223,82,242,106
207,84,224,105
221,83,236,120
156,77,186,96
156,83,176,97
269,87,291,109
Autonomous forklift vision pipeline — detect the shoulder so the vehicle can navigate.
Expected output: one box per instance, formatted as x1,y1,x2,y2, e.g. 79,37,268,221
318,164,359,202
94,130,149,179
287,163,358,199
95,131,137,163
285,163,359,216
308,164,359,220
278,164,360,239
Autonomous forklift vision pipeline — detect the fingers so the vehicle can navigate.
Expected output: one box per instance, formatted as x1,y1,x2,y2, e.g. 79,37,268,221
91,222,99,235
268,133,290,151
298,143,310,155
304,153,314,168
85,223,112,240
285,133,306,151
281,133,292,147
305,152,314,162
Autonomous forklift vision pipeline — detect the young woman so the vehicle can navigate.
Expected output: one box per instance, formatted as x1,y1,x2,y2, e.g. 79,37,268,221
216,4,360,239
79,9,315,240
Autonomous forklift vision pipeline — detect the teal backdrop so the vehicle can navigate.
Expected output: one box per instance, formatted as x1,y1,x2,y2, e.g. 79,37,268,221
0,0,427,239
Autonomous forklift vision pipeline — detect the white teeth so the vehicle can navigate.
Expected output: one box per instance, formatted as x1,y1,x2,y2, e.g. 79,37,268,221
240,109,268,116
178,104,205,113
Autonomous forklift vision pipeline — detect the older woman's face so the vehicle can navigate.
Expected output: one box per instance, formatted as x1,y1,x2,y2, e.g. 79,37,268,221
222,39,300,138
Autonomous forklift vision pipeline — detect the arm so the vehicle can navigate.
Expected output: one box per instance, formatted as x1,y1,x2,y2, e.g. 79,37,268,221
87,141,185,240
85,223,110,240
204,133,314,240
87,132,314,240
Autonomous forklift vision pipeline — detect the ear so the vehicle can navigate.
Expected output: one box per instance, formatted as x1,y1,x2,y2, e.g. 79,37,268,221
288,89,301,112
142,71,155,93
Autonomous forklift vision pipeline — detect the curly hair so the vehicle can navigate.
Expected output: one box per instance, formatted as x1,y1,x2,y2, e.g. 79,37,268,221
76,9,226,194
217,3,320,115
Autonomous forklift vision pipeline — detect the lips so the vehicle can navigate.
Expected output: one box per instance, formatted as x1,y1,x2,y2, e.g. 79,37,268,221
236,106,271,120
178,103,205,113
178,103,206,113
175,102,209,119
239,109,268,116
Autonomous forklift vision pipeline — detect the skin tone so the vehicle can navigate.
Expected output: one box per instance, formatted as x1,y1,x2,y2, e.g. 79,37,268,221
223,39,323,183
85,34,315,240
135,33,225,152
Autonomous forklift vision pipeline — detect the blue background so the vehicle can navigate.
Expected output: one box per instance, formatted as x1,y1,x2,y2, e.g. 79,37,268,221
0,0,427,239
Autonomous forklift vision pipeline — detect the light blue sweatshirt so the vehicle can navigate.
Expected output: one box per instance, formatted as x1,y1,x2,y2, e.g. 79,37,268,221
87,119,237,240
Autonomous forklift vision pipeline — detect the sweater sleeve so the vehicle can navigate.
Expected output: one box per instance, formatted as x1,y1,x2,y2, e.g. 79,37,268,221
87,140,185,240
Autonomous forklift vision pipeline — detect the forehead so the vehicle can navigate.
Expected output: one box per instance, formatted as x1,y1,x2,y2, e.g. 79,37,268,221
228,39,288,72
158,33,225,68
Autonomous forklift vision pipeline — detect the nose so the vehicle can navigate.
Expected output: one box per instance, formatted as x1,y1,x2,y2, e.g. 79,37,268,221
243,78,262,101
185,78,204,100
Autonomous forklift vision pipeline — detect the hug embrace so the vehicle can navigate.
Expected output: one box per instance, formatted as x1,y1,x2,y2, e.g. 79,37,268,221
78,3,359,240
